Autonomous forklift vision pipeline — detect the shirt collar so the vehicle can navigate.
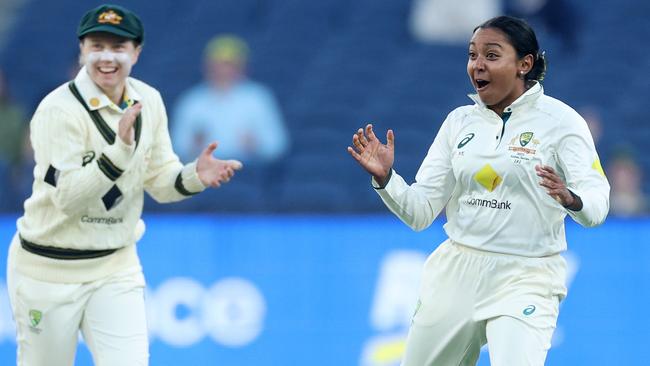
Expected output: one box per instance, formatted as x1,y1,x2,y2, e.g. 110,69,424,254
73,66,142,112
468,81,544,113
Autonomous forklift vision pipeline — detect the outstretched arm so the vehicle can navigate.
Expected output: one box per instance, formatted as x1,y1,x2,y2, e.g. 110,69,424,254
347,117,457,232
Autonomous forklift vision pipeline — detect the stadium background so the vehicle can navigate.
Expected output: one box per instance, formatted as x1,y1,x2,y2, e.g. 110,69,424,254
0,0,648,364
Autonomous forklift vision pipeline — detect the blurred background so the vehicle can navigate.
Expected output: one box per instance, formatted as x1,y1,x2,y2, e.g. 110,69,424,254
0,0,648,365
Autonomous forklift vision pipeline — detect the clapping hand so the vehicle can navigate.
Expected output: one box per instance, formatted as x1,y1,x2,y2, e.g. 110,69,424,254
196,142,243,187
347,124,395,187
118,103,143,145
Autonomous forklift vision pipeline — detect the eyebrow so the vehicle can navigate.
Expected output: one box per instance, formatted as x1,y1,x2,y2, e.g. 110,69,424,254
468,42,503,48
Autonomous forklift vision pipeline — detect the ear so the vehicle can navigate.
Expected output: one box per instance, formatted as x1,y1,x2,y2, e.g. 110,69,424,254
78,41,86,65
131,44,143,66
518,54,534,75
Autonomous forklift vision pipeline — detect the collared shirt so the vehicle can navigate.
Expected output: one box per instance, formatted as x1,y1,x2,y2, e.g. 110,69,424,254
12,66,206,283
374,83,610,257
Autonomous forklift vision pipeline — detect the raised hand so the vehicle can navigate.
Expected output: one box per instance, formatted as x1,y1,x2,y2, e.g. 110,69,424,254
536,164,582,210
118,103,142,145
347,123,395,186
196,142,243,187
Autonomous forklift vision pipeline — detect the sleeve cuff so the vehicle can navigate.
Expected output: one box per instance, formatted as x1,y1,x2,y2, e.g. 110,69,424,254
175,161,207,196
563,190,582,211
371,169,393,190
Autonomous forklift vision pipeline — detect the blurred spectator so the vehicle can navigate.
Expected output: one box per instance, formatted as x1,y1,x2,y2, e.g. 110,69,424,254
580,106,603,147
0,67,27,168
171,35,289,166
410,0,580,50
504,0,580,51
0,67,30,211
607,151,648,217
409,0,500,44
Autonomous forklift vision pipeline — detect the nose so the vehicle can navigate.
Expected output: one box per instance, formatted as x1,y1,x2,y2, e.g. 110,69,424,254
99,51,116,63
472,56,486,72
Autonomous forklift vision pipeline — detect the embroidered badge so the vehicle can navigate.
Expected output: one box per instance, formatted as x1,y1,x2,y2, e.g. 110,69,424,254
29,309,42,327
519,132,534,147
98,10,122,25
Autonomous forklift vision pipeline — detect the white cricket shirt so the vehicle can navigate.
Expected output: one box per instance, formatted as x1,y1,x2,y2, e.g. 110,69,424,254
11,67,206,282
375,82,610,257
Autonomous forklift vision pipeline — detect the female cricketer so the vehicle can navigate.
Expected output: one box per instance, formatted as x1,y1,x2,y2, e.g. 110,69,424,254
6,4,242,365
348,15,609,366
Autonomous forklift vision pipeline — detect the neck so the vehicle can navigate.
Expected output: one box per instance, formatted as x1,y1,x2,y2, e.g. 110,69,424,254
103,83,126,105
489,106,506,117
489,82,528,117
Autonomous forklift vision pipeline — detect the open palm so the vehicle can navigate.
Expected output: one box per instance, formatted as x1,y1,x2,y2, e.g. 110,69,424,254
347,124,394,185
196,142,243,187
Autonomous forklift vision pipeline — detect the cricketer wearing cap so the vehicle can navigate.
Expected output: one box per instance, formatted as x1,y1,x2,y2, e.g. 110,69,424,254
6,4,242,365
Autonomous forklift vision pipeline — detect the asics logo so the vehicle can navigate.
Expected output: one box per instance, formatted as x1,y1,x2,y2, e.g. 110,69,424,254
523,305,536,316
457,133,475,148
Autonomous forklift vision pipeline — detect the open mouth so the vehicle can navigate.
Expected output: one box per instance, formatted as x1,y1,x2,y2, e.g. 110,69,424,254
476,79,490,90
98,66,118,75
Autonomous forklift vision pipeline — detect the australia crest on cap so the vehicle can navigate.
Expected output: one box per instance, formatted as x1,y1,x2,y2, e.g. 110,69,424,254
98,10,122,25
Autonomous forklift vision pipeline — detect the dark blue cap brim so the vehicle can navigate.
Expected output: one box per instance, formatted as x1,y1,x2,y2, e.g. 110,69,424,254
78,25,139,41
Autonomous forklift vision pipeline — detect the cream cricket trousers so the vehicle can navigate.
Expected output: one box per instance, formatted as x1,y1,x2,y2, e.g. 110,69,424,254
401,240,567,366
7,265,149,366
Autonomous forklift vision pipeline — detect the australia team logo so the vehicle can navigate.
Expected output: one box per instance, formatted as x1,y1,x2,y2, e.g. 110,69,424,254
28,309,43,333
508,131,540,162
98,10,123,25
519,132,534,147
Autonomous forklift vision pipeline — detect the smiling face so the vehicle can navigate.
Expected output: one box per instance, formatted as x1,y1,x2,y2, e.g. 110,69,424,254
467,27,532,116
79,32,141,103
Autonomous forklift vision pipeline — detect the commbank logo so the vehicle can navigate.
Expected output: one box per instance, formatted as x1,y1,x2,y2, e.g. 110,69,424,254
465,197,512,210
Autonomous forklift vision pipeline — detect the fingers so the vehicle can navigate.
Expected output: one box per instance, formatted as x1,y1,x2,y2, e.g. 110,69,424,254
538,176,562,191
118,103,142,145
226,159,243,170
121,103,142,127
535,164,558,178
536,164,571,204
536,165,561,184
352,133,365,151
356,128,368,147
129,102,143,114
220,166,234,183
202,142,218,157
351,124,380,153
365,123,377,141
386,129,395,150
347,146,362,162
208,159,242,187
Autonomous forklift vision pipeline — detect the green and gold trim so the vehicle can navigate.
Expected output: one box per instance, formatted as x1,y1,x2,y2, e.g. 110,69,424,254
97,153,124,181
68,81,142,148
